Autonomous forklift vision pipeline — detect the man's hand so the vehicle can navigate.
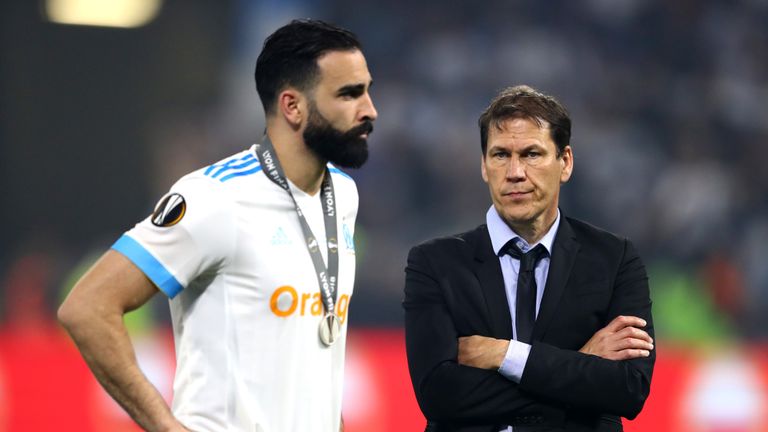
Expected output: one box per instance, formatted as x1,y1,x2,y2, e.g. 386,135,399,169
579,315,653,360
457,335,510,370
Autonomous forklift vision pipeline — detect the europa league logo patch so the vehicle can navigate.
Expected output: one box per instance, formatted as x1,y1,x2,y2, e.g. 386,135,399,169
151,193,186,227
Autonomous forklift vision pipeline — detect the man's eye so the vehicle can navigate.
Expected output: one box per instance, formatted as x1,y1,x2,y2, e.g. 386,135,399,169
339,90,363,99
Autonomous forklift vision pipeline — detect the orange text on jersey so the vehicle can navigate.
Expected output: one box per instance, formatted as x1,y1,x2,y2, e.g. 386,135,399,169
269,285,350,324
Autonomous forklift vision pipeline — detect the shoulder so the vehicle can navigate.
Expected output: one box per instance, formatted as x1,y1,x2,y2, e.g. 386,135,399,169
327,163,355,182
563,215,635,257
170,146,266,197
195,146,262,185
156,148,261,220
327,164,358,191
326,164,359,214
409,225,487,259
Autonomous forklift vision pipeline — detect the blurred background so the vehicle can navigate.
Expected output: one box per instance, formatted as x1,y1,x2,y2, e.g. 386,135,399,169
1,0,768,430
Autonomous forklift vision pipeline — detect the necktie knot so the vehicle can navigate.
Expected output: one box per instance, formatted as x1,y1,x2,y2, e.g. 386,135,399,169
502,241,549,272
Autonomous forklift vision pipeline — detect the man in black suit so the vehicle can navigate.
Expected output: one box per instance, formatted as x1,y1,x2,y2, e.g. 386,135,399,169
403,85,655,431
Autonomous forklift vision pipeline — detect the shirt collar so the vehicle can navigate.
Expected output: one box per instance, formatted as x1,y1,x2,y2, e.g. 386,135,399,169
486,206,560,256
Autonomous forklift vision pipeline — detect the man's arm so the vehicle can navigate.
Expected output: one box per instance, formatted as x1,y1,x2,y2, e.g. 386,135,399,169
458,315,652,418
404,245,561,424
520,239,655,418
459,315,653,368
58,250,189,432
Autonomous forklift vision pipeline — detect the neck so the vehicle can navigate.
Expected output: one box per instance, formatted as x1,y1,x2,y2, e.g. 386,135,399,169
507,209,557,245
266,128,326,195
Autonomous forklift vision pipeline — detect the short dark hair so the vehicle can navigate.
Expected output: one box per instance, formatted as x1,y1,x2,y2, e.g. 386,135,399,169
478,85,571,157
255,19,362,115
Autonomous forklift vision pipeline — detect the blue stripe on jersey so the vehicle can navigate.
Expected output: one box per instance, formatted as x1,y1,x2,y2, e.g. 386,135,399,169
204,153,255,177
111,235,184,298
210,156,259,179
219,165,263,182
329,167,353,180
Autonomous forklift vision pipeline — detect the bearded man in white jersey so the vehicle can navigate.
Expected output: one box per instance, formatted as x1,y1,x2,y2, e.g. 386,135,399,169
58,19,377,432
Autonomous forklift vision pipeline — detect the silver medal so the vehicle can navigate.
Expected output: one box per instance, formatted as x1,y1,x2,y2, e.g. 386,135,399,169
318,313,341,346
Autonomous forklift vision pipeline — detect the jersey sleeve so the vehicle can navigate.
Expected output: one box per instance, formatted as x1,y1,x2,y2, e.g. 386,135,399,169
111,175,236,298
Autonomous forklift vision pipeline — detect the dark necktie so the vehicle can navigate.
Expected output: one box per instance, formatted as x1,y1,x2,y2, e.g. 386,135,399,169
503,242,549,344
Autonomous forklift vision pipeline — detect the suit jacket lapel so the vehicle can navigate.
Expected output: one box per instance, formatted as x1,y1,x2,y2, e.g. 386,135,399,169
471,225,514,340
533,216,580,341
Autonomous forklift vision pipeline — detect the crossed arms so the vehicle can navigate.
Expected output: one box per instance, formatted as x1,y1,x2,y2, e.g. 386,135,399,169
403,240,655,424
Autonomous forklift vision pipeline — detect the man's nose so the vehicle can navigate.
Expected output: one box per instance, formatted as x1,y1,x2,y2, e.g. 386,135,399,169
359,93,377,121
505,157,526,180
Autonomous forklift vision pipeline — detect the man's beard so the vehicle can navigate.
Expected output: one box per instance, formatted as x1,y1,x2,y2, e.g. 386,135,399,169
303,105,372,169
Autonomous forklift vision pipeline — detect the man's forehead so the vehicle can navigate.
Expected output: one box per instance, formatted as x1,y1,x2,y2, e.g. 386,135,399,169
489,117,550,140
316,49,371,85
486,118,558,155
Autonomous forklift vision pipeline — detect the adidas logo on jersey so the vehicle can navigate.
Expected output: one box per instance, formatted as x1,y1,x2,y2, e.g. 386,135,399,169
271,228,291,245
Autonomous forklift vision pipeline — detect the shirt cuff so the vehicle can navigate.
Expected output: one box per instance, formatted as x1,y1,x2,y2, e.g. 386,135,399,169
498,339,531,383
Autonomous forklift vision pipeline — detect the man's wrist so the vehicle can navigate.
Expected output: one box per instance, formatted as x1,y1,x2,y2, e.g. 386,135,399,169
493,338,511,369
498,340,532,383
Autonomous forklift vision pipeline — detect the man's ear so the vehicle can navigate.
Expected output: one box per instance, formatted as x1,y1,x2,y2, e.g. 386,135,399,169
560,145,573,183
277,89,304,128
481,154,489,184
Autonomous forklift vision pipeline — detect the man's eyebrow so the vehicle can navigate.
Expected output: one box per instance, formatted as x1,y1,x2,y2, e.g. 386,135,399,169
336,81,373,96
487,142,546,153
521,142,547,150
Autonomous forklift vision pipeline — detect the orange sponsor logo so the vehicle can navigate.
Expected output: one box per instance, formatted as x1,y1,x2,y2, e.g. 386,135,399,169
269,285,350,324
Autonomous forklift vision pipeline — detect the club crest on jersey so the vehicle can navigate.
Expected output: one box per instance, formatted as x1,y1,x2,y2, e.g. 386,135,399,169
343,224,355,253
151,193,186,227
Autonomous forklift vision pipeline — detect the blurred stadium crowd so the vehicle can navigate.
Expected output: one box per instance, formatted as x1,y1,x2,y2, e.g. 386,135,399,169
1,0,767,344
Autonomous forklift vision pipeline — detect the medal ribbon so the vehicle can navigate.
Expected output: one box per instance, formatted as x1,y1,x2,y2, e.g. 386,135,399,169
256,137,339,316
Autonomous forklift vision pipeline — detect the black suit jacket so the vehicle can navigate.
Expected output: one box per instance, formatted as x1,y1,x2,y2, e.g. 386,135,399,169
403,216,655,432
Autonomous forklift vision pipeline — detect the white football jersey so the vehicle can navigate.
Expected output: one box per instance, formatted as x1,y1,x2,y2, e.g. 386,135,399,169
112,144,358,432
